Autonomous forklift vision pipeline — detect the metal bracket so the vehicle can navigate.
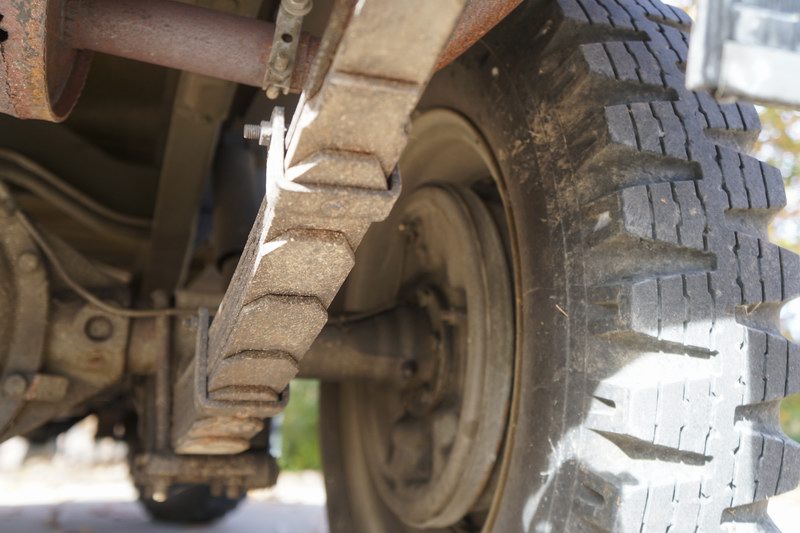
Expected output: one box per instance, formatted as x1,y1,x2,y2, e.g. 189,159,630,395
264,0,313,99
193,308,289,419
132,450,278,501
171,307,288,455
172,0,466,455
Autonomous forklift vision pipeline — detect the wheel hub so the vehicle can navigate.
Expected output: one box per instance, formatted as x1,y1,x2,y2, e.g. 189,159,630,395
356,184,514,529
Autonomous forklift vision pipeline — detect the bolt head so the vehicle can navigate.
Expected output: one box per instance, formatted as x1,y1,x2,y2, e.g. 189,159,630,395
85,316,114,342
2,374,27,399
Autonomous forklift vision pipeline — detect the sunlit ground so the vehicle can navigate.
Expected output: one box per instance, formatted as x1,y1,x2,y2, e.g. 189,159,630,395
0,421,793,532
0,418,327,533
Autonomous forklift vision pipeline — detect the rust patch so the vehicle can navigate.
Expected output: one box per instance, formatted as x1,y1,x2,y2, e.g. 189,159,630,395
437,0,523,69
0,0,89,121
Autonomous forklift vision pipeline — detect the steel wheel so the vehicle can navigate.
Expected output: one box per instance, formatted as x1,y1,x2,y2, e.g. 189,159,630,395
322,109,518,531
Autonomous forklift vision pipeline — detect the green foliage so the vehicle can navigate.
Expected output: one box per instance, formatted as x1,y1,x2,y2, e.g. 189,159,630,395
278,379,321,471
783,394,800,442
756,106,800,443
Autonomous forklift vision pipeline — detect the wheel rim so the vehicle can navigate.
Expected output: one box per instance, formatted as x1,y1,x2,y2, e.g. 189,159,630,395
335,109,520,530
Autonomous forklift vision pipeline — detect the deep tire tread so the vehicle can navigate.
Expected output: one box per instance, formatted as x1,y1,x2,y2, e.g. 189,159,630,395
533,0,800,531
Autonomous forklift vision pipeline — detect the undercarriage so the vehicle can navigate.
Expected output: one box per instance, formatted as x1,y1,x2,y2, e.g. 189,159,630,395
0,0,798,530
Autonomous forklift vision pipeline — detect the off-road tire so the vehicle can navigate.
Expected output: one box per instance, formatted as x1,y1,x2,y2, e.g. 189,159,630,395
139,484,242,524
321,0,800,531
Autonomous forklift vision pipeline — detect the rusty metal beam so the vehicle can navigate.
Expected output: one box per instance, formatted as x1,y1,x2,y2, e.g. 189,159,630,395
0,0,516,121
64,0,317,93
63,0,516,89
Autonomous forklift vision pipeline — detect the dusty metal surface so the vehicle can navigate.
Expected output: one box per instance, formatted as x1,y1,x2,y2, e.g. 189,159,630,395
353,186,514,528
0,0,92,120
171,0,466,455
172,308,288,454
140,0,267,296
298,307,436,382
0,186,50,431
436,0,523,69
139,74,237,295
132,451,278,500
0,184,142,442
126,316,169,375
44,299,129,389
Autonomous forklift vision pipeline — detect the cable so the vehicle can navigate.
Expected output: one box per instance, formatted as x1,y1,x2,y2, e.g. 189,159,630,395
15,211,190,318
326,303,397,325
0,150,151,241
0,150,151,228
